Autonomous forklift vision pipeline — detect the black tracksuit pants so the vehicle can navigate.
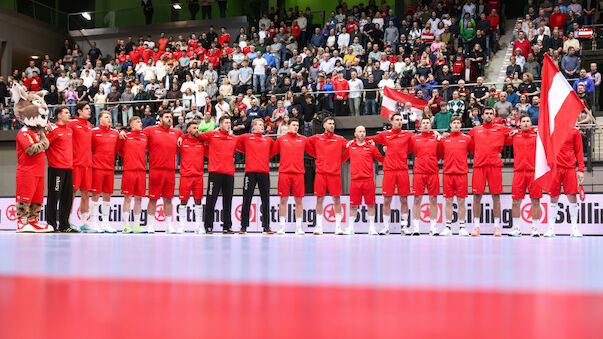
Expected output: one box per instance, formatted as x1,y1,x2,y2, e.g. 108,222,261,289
46,167,73,230
241,172,270,230
205,172,234,231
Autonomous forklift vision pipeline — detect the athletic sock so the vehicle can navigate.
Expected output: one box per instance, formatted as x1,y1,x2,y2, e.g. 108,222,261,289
429,219,437,229
335,213,342,229
383,214,390,229
445,220,452,229
548,203,559,229
369,217,375,230
81,212,89,226
295,218,302,229
90,201,98,224
101,201,110,223
413,219,419,229
316,216,323,229
279,216,286,228
167,218,174,231
348,218,355,231
494,217,501,228
532,219,540,231
569,203,579,228
179,204,187,226
473,217,480,229
123,211,131,226
512,217,520,230
194,205,203,225
147,213,155,228
401,213,409,227
133,213,141,228
459,220,466,228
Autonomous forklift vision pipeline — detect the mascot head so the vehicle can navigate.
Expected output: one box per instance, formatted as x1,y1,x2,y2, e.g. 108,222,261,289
11,83,49,128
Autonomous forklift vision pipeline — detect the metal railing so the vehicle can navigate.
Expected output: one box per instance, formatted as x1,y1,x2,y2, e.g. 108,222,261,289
580,25,602,52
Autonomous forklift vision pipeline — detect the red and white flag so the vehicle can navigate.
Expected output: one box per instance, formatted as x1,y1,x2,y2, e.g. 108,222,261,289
381,87,428,120
534,53,585,191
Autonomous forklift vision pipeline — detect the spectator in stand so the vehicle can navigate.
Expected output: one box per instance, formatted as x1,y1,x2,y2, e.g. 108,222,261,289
24,71,41,91
93,86,107,123
141,105,155,128
561,47,580,79
527,96,540,125
587,63,600,111
347,71,364,116
573,69,595,94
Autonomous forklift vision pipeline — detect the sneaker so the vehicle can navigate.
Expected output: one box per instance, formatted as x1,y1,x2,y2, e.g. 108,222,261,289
507,228,521,237
402,227,411,236
378,226,390,235
206,228,213,234
238,226,247,235
412,225,420,236
493,226,502,237
132,225,147,233
262,227,274,235
17,219,54,233
458,227,470,237
570,228,583,238
176,226,185,234
102,222,116,234
335,227,344,235
368,227,378,235
543,228,555,237
122,225,133,234
429,226,439,236
146,224,155,234
195,227,206,235
295,227,305,235
313,226,323,235
79,224,97,233
223,228,234,235
471,227,480,237
277,226,286,235
62,226,81,233
530,228,540,237
167,224,178,234
440,227,452,237
344,227,354,235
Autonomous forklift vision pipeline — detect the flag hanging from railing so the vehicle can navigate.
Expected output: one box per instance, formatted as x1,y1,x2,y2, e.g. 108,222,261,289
534,53,585,191
381,87,428,120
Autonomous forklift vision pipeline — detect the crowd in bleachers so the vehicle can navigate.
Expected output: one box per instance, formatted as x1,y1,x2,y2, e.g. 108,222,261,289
0,0,600,133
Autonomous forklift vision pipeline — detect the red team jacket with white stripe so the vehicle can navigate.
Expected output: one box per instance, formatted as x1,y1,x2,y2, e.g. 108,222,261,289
557,128,585,172
270,132,309,174
236,132,275,173
367,129,413,171
142,125,183,171
467,122,511,168
307,132,348,175
506,129,537,172
342,141,384,180
178,135,206,177
67,117,93,168
438,131,472,175
198,129,238,175
91,125,119,170
45,123,73,169
409,131,439,174
116,130,148,171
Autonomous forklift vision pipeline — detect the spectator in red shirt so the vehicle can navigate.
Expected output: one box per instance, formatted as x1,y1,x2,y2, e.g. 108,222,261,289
512,31,532,60
549,6,568,30
24,71,42,91
333,71,349,116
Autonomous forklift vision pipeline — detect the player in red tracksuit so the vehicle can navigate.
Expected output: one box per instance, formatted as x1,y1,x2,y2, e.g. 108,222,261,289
366,112,413,235
437,116,472,236
140,111,183,233
67,101,93,231
306,117,348,235
177,120,206,234
506,115,542,237
197,116,238,234
16,123,51,232
342,126,384,235
90,111,119,233
117,116,148,233
409,118,441,236
270,118,309,235
544,126,585,238
467,107,515,237
236,118,275,234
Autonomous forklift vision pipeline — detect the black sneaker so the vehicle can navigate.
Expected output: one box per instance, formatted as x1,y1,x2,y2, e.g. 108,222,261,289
205,228,213,234
239,226,247,234
262,227,274,235
223,228,234,235
61,226,81,233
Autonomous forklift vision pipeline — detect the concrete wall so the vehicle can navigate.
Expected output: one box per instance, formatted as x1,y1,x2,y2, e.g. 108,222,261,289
0,6,66,77
69,16,249,60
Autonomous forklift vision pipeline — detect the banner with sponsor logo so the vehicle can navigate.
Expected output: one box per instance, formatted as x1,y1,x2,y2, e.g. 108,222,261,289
1,195,602,235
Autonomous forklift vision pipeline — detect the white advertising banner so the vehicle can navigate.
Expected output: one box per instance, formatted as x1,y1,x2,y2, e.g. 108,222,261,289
1,195,602,235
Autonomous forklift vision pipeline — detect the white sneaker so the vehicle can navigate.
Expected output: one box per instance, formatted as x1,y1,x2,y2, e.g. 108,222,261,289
146,224,155,234
335,226,344,235
368,227,378,235
295,227,305,235
402,227,411,236
458,227,470,237
313,226,323,235
168,224,178,234
195,227,206,234
344,227,355,235
102,222,116,233
378,226,389,235
530,228,540,237
429,226,439,236
177,222,186,234
277,226,286,235
412,225,420,236
570,228,583,238
543,228,555,237
440,227,452,236
508,228,522,237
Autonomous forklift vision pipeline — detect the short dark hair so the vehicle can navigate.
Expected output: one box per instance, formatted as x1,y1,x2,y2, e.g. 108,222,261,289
323,116,335,124
75,101,89,115
129,116,141,125
450,116,462,124
159,110,172,118
483,107,494,114
390,112,401,120
288,117,299,125
186,120,198,129
218,115,231,124
421,116,432,123
55,105,69,116
519,114,531,122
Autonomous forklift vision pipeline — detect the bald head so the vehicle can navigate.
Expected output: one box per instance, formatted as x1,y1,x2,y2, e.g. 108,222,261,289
354,125,367,143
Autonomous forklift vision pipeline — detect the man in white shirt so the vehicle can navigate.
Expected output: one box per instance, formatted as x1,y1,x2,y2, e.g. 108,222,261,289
252,51,268,93
81,69,95,88
337,27,350,49
347,71,364,116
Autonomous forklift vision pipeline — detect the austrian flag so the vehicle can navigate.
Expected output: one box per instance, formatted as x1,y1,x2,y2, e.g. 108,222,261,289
534,53,585,191
381,87,428,120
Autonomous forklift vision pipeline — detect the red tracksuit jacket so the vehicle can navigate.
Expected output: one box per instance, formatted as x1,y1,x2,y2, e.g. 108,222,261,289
438,131,472,175
178,135,206,177
67,117,92,167
557,128,585,172
91,125,119,170
45,123,73,169
197,129,238,175
367,128,413,171
270,132,309,174
342,141,384,180
410,131,439,174
236,132,275,173
117,130,148,171
307,132,348,175
142,125,183,171
506,129,537,171
467,122,511,168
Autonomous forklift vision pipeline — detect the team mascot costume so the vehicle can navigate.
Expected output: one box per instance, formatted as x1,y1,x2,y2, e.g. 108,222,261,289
12,83,53,232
